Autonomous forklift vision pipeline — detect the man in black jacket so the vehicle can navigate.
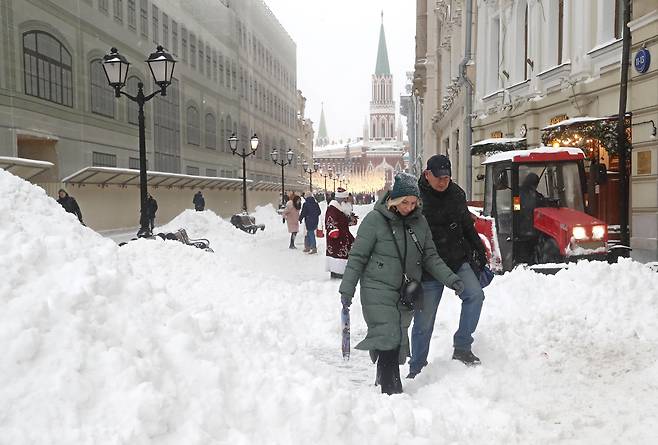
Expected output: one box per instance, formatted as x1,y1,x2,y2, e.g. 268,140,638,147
57,189,84,224
408,155,487,377
146,194,158,231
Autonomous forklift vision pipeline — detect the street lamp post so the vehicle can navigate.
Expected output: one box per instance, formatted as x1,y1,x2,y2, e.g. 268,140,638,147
102,46,176,238
319,169,331,200
228,133,259,213
302,159,319,193
271,147,294,208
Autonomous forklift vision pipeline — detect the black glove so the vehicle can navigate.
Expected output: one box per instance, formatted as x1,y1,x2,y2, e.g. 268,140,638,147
452,280,465,296
340,294,352,308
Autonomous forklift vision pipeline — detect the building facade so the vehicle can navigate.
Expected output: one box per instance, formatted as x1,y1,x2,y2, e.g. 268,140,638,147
0,0,309,228
413,0,657,258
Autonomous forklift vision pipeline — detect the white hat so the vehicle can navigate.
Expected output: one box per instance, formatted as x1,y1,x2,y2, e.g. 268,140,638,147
335,187,349,199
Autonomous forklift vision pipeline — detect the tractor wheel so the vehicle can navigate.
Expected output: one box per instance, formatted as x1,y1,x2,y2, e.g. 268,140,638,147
535,235,563,264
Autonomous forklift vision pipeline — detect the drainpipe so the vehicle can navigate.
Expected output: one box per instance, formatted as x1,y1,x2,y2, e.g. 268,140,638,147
458,0,474,198
616,0,631,250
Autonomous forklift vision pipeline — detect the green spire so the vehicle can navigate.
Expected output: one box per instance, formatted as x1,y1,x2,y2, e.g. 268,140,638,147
316,103,328,146
375,12,390,76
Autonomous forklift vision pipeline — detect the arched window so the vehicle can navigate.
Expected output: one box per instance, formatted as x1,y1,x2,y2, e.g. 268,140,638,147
186,105,200,145
154,78,181,173
381,122,386,138
90,59,115,117
205,112,216,149
23,31,73,107
126,76,141,125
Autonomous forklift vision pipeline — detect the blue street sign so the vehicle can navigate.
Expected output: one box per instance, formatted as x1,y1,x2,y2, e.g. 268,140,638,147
634,48,651,74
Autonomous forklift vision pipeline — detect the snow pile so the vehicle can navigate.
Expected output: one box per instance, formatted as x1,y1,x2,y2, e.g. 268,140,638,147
2,167,658,444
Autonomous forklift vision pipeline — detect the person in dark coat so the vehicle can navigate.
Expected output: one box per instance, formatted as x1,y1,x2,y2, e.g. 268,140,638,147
339,173,463,395
145,194,158,231
57,189,84,224
408,155,488,377
193,191,205,211
299,191,322,254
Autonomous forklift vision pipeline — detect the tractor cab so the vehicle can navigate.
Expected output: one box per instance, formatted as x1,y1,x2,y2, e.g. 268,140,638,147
474,146,609,272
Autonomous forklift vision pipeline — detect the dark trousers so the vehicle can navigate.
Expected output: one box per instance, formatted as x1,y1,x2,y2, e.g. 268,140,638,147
376,348,402,395
148,217,155,231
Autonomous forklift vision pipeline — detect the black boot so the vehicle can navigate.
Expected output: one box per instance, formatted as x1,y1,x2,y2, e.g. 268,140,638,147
377,348,403,395
452,349,481,366
289,233,297,249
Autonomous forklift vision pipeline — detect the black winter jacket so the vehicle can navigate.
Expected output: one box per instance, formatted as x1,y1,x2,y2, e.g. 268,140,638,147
418,176,485,275
57,195,83,223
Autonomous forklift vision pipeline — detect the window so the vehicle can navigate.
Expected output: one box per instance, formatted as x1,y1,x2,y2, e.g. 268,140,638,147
212,50,217,82
206,168,217,177
614,0,624,39
224,115,232,151
171,20,178,55
186,165,199,175
219,53,224,86
126,76,141,124
181,27,187,62
99,0,108,14
90,59,115,118
127,0,136,30
129,157,140,169
186,105,200,145
23,31,73,107
231,61,236,91
154,78,180,172
558,0,564,65
140,0,148,38
162,13,168,49
198,39,204,73
92,151,117,167
206,45,211,78
524,3,529,80
190,33,196,69
152,5,159,44
114,0,123,22
205,113,216,149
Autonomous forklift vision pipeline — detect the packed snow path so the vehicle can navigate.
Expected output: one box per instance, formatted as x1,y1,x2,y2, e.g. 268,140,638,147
1,168,657,444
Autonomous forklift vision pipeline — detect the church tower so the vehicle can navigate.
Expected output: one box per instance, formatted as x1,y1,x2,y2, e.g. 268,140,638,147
369,12,396,143
316,102,329,147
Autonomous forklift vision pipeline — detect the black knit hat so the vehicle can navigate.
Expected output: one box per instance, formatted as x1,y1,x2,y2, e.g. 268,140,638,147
390,172,420,199
426,154,452,177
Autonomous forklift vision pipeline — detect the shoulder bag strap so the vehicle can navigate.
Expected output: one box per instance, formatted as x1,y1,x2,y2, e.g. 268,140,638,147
383,215,408,279
407,226,424,255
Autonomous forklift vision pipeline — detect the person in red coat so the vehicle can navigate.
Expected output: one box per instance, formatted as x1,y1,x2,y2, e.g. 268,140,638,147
325,187,355,279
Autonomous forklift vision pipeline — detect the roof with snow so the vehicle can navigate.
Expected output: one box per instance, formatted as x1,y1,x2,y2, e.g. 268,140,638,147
541,116,607,130
0,156,53,180
483,146,585,164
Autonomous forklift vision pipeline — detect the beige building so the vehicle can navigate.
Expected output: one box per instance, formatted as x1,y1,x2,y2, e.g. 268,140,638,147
0,0,311,230
413,0,657,259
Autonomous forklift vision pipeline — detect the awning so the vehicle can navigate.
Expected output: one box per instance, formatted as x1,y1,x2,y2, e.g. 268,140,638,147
541,116,607,130
470,137,527,155
62,166,249,190
0,156,54,180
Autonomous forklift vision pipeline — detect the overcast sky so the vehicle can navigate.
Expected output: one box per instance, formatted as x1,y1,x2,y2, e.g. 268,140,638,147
264,0,416,144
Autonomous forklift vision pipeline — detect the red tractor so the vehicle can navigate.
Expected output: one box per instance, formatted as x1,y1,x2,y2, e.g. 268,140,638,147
471,146,625,273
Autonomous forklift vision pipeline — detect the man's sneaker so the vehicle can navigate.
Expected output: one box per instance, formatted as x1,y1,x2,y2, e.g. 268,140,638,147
452,349,481,366
406,371,419,379
303,247,310,252
308,248,317,254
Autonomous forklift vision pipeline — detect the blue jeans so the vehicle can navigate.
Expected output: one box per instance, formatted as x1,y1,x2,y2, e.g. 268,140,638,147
305,227,317,249
409,262,485,373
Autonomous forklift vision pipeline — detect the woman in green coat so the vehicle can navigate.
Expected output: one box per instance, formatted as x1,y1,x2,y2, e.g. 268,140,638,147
339,173,464,395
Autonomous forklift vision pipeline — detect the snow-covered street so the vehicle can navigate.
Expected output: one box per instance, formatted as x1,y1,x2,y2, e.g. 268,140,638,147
2,168,658,444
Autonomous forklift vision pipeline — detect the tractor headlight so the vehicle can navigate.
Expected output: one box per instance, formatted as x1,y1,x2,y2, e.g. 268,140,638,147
572,226,588,240
592,225,606,240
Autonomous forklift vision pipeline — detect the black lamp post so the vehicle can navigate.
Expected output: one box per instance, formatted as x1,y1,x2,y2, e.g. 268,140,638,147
319,168,331,200
271,147,294,208
102,45,176,238
330,170,338,193
228,133,259,213
302,159,319,193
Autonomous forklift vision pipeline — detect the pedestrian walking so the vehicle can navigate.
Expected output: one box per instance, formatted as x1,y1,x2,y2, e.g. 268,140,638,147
299,190,321,254
339,173,463,395
282,192,302,249
146,193,158,231
325,187,355,279
193,191,205,211
408,155,488,378
57,188,84,224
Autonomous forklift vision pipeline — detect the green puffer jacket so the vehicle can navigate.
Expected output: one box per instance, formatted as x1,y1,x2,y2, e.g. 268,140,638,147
339,193,462,364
